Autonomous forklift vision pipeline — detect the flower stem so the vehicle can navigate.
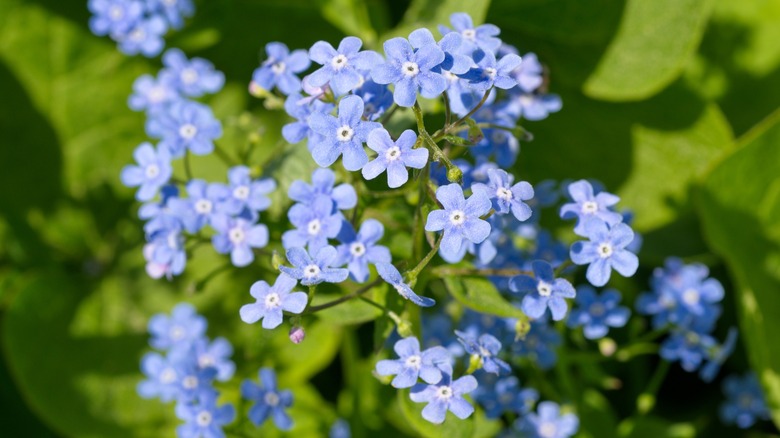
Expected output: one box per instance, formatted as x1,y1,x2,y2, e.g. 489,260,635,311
405,233,444,285
412,102,460,182
302,279,382,314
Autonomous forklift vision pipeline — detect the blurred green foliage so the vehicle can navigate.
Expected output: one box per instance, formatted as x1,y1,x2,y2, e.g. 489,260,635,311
1,0,779,437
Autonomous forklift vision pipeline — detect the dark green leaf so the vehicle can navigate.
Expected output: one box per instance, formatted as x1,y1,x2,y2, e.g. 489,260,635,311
443,277,526,320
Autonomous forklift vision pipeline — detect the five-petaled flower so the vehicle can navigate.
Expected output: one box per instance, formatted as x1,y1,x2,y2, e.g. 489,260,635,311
559,180,622,235
410,373,478,424
375,337,452,388
362,128,429,188
569,218,638,287
510,260,576,321
372,36,447,107
307,36,382,96
210,214,269,267
566,286,630,339
335,219,392,283
239,273,308,329
241,368,294,430
425,183,492,263
471,168,534,221
280,246,349,286
253,42,311,95
121,142,173,201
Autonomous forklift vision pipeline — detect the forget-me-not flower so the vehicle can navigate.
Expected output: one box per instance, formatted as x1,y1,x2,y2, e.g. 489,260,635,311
288,168,357,211
517,401,579,438
512,52,544,93
567,286,630,339
210,214,269,267
335,219,392,283
117,16,168,57
425,183,492,263
410,373,478,424
162,48,225,97
128,72,179,112
438,13,502,54
282,197,343,252
471,168,533,221
307,95,382,170
218,165,275,217
559,180,622,235
175,391,235,438
362,129,429,188
168,179,228,233
509,92,563,121
510,260,576,321
376,263,436,307
253,42,311,95
375,337,452,388
280,246,349,286
282,93,334,147
462,49,522,91
308,37,382,96
88,0,143,36
147,303,207,351
720,373,770,429
146,100,222,157
371,37,446,107
455,331,510,375
137,352,182,402
240,273,308,329
147,0,194,30
570,218,639,287
408,28,472,75
242,368,294,430
187,337,236,382
121,142,173,201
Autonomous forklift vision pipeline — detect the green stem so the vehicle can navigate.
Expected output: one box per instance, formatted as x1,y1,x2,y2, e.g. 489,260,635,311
412,102,460,182
438,89,491,137
357,296,403,325
636,360,670,415
441,92,452,126
302,279,381,314
405,233,444,284
184,150,193,180
213,143,238,166
193,262,232,291
379,103,399,125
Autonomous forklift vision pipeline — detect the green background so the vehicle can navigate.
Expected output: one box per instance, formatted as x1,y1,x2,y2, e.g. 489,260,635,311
1,0,780,436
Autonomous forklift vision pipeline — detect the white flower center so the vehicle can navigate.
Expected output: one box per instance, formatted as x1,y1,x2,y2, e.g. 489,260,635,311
581,201,598,214
182,375,198,389
228,227,246,244
435,386,453,400
271,62,286,74
264,392,280,406
130,27,146,42
496,187,513,201
402,61,420,77
443,70,459,82
265,292,281,309
336,125,354,142
462,29,476,40
198,354,215,368
160,367,177,384
449,210,466,226
233,185,250,200
331,54,349,70
484,67,497,79
479,346,491,357
181,68,199,85
109,5,124,20
598,243,613,258
194,199,212,214
385,146,402,161
349,242,366,257
179,123,198,140
145,164,160,179
537,281,552,297
539,422,558,438
404,355,422,369
519,94,534,106
682,288,700,306
170,325,185,340
307,219,322,235
148,86,167,103
196,411,212,427
304,264,321,278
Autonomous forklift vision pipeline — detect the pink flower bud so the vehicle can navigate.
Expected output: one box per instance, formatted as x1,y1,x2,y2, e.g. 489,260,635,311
289,326,305,344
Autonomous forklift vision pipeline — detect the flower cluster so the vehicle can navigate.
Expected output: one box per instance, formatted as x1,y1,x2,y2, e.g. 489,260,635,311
88,0,193,57
720,373,770,429
636,258,737,381
138,304,236,437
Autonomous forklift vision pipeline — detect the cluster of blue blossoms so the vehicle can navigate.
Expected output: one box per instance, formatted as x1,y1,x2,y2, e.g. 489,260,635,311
88,0,193,57
112,5,772,435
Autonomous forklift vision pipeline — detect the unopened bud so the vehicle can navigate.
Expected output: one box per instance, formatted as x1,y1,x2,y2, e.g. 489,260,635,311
248,81,266,98
515,316,531,341
599,338,617,357
289,326,305,344
446,165,463,183
397,320,415,338
272,251,285,270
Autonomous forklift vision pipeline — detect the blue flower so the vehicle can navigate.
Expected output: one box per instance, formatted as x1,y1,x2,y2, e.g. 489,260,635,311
145,217,187,276
660,329,716,372
282,197,343,252
461,50,522,91
335,219,392,282
473,376,538,419
720,373,770,429
117,16,168,57
531,230,569,269
162,48,225,97
438,13,502,54
168,179,228,233
288,168,357,211
376,263,436,307
329,419,351,438
517,401,579,438
146,100,222,157
218,166,275,217
408,28,472,75
354,79,394,121
570,218,639,287
146,0,194,30
510,260,576,321
147,303,207,351
128,72,179,112
375,337,452,388
280,246,349,286
559,180,622,235
242,368,294,430
512,319,560,369
175,391,235,438
700,327,737,382
239,273,308,329
137,352,182,402
187,337,235,382
371,36,446,107
424,183,492,263
513,52,544,93
455,331,510,375
121,142,172,201
362,129,429,188
410,373,478,424
471,168,533,221
174,360,218,402
307,37,382,96
282,93,334,146
567,286,630,339
210,214,269,267
88,0,143,36
139,184,179,233
307,95,382,170
253,42,311,95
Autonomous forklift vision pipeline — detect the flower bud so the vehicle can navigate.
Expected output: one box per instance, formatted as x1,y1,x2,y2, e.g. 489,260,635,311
397,320,415,338
289,326,305,344
446,165,463,183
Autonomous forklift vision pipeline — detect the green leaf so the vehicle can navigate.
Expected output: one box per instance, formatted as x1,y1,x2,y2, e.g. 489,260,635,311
397,389,474,438
311,289,384,325
698,109,780,429
319,0,377,46
583,0,713,101
443,276,526,320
